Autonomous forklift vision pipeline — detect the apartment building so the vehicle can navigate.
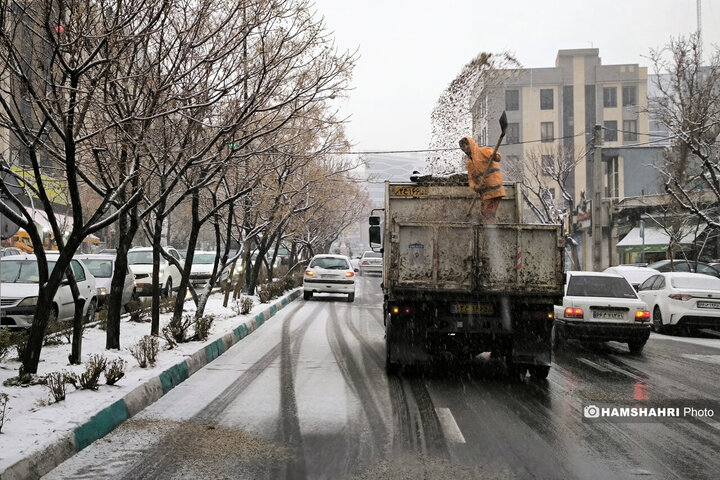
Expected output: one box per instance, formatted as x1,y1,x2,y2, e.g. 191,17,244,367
471,48,654,269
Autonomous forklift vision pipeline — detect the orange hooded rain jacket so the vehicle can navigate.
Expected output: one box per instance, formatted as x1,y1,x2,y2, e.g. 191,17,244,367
463,137,505,200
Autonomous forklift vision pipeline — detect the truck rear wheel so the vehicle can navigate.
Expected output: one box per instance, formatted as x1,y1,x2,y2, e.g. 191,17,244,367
529,365,550,380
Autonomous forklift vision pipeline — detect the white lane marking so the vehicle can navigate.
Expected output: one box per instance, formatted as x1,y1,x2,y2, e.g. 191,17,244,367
650,333,720,350
435,407,466,444
681,354,720,365
577,358,612,373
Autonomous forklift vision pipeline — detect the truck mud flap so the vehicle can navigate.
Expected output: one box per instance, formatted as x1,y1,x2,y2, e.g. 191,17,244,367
511,318,552,367
387,317,431,366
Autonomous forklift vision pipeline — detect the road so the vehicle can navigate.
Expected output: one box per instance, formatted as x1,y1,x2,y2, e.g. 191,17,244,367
46,276,720,480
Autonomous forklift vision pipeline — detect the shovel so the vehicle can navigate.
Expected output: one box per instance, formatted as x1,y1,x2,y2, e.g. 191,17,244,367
466,111,508,218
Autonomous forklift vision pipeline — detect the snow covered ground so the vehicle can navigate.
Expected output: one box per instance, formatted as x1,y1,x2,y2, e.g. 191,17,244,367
0,291,292,473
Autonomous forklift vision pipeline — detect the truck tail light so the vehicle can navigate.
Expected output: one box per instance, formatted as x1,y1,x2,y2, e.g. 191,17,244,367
668,294,692,301
564,307,583,319
635,310,650,322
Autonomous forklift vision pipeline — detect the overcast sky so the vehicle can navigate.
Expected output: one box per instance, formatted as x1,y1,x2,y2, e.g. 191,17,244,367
312,0,720,152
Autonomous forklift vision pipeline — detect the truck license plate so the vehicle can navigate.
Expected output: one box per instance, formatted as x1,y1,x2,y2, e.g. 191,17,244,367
697,301,720,309
451,303,493,315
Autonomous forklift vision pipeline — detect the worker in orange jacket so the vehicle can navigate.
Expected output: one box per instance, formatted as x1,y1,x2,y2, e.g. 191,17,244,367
459,136,505,223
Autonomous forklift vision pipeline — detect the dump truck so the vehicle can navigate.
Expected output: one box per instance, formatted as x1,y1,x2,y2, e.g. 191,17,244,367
369,177,565,379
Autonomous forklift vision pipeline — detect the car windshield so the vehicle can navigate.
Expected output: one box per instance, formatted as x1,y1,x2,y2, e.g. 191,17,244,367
362,252,382,258
566,275,637,298
83,259,113,278
128,251,153,265
671,276,720,290
310,257,349,270
0,260,56,283
193,253,216,264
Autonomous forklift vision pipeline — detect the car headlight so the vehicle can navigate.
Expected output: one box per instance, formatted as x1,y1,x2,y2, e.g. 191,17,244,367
97,287,107,296
17,296,38,307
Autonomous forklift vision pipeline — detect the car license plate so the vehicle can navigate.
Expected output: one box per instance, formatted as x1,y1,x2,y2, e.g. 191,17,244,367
592,311,624,320
697,301,720,309
450,303,493,315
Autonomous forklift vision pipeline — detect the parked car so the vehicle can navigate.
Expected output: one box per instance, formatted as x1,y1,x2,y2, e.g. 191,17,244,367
303,254,357,302
1,247,22,257
636,272,720,335
189,251,230,289
75,254,136,308
553,271,651,353
646,259,720,278
127,246,183,297
1,254,97,328
359,250,382,276
603,265,659,291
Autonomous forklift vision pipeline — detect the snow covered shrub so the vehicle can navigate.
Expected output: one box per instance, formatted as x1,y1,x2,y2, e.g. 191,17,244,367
0,329,13,361
104,358,127,385
162,315,193,347
240,296,253,314
11,330,29,360
194,315,214,341
258,288,272,303
77,354,107,390
126,299,148,323
130,335,159,368
0,393,8,433
45,371,73,402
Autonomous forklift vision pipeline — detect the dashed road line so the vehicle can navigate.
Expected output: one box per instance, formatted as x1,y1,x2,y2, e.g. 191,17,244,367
435,407,466,444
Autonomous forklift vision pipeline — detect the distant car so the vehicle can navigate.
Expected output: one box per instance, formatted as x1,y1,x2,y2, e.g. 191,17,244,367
189,251,230,289
1,247,22,257
637,272,720,335
553,271,651,353
1,254,97,328
603,265,659,291
128,246,183,297
98,249,116,255
359,250,382,276
350,255,361,271
303,254,357,302
646,260,720,278
75,254,136,308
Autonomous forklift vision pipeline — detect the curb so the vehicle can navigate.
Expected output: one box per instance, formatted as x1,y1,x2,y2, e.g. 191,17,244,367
0,289,301,480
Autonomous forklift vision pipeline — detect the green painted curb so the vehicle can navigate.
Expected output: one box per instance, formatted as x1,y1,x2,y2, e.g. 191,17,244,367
74,399,129,451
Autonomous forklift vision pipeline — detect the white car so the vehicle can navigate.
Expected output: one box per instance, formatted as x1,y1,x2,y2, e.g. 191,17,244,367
636,272,720,335
303,254,357,302
1,254,98,328
603,265,659,291
553,271,651,353
76,254,136,308
359,250,382,276
189,251,230,289
128,246,183,297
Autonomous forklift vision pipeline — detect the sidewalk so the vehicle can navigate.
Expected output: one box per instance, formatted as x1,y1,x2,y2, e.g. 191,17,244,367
0,289,301,480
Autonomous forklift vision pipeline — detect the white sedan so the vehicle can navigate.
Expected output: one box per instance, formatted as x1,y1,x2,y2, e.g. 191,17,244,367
1,254,98,327
636,272,720,335
303,254,357,302
553,271,651,353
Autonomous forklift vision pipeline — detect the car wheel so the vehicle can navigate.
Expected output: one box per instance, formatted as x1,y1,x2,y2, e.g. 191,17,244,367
653,306,665,334
85,299,97,322
529,365,550,380
628,340,646,354
163,278,173,298
303,290,312,301
348,292,355,302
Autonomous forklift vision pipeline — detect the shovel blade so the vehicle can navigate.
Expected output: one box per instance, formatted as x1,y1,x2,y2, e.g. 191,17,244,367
499,111,508,134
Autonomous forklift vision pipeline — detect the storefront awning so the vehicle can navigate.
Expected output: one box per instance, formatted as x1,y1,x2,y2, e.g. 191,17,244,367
616,224,707,254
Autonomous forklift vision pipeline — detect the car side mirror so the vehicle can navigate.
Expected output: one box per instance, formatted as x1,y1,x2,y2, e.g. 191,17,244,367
354,268,359,273
369,225,381,249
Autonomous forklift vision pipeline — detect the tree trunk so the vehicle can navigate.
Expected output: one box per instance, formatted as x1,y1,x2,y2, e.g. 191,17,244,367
151,212,165,336
172,190,201,324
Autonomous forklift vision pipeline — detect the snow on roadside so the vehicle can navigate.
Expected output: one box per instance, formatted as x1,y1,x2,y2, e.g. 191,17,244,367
0,291,282,471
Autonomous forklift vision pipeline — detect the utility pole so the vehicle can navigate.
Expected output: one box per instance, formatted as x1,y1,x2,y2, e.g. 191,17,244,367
592,124,603,271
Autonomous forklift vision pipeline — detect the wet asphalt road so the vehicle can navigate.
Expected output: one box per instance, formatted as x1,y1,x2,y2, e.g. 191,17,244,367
45,276,720,480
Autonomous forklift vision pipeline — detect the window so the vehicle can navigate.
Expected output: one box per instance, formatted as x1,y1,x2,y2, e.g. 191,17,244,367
540,89,553,110
623,120,637,141
541,122,554,142
566,275,637,298
638,275,658,291
604,121,618,141
505,90,519,111
506,123,519,144
603,87,617,108
622,86,637,107
541,155,554,176
71,260,86,282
